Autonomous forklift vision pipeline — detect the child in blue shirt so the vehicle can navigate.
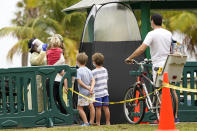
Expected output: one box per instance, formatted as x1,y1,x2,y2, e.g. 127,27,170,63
76,52,95,126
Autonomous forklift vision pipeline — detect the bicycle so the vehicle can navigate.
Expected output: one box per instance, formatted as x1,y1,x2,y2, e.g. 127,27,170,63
123,59,176,124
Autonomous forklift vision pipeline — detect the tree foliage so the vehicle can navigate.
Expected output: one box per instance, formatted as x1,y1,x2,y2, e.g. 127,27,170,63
156,10,197,57
0,0,86,66
134,10,197,57
1,0,197,65
169,11,197,54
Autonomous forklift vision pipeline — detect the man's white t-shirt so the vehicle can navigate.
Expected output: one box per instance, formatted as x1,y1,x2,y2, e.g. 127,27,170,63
143,28,172,67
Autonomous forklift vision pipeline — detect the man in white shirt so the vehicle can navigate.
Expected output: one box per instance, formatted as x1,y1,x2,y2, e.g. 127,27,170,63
125,13,179,123
125,13,172,81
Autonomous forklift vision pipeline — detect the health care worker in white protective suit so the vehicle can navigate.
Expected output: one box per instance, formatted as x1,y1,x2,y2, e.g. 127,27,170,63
125,13,179,123
27,38,47,112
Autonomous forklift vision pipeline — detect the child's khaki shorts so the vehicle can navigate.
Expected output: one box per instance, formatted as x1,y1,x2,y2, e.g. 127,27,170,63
78,94,95,106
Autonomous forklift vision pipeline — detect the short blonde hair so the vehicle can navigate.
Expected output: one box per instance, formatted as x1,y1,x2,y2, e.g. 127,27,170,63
92,53,104,66
49,36,61,48
77,52,88,65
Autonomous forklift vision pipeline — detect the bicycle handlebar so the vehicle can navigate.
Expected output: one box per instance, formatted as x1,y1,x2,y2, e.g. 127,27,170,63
133,59,152,65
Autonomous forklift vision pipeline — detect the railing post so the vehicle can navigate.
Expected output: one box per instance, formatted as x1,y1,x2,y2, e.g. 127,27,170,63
0,65,77,128
141,2,151,59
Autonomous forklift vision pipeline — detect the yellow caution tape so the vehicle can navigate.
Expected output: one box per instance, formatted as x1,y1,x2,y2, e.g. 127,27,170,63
157,67,162,75
162,83,197,93
65,81,197,105
68,87,162,105
68,82,197,105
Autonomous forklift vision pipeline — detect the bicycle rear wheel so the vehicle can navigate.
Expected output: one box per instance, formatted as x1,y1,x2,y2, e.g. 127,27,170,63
155,89,177,121
123,85,145,124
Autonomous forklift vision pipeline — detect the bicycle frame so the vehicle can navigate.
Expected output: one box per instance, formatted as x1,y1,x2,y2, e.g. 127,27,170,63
136,62,161,113
124,59,177,124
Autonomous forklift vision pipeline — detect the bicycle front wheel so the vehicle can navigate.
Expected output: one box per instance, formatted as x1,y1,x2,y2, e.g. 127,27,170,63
123,85,145,124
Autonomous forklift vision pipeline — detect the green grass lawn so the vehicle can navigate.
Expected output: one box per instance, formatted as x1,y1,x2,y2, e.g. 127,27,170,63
3,123,197,131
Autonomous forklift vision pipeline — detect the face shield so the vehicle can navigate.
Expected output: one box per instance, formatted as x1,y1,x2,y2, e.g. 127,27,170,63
32,39,44,52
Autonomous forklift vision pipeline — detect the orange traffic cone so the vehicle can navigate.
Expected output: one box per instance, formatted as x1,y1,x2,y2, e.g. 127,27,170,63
155,72,179,131
134,90,140,122
133,90,149,124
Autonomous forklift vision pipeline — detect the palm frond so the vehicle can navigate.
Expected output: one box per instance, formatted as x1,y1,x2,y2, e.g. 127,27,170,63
38,17,64,34
0,26,33,39
7,38,30,61
25,0,41,8
170,12,197,33
4,0,86,65
7,40,22,61
170,11,197,55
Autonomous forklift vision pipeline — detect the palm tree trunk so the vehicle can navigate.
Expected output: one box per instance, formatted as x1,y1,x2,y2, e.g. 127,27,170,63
22,52,28,66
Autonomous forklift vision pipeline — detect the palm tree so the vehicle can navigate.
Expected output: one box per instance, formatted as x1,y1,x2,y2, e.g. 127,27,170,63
0,0,50,66
169,11,197,56
0,0,86,66
149,10,197,59
0,21,50,66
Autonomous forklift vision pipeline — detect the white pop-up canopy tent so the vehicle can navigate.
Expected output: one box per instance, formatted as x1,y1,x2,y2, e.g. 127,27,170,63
66,2,145,124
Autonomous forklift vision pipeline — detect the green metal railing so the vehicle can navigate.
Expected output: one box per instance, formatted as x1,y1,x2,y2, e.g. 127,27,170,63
0,65,77,128
178,62,197,122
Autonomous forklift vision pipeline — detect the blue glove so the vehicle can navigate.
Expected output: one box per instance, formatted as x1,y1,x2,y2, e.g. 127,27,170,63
42,44,48,51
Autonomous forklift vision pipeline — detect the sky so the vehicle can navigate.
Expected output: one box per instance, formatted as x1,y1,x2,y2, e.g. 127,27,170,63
0,0,23,68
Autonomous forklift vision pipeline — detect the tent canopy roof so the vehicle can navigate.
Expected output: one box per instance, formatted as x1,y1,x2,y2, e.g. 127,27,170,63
63,0,192,12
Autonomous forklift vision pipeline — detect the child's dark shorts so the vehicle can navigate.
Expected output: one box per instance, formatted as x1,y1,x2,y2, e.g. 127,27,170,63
94,96,109,107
